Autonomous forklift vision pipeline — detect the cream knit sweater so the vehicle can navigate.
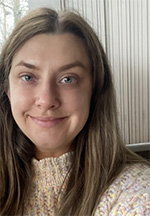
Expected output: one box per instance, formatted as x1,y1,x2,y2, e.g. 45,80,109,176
24,152,150,215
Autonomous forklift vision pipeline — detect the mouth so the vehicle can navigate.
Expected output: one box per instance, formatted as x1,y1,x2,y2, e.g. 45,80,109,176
29,116,67,128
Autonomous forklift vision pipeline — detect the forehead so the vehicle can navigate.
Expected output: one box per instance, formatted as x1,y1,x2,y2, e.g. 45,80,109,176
12,33,90,69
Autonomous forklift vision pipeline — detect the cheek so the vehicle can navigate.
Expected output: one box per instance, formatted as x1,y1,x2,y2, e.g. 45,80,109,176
9,88,32,114
62,89,91,116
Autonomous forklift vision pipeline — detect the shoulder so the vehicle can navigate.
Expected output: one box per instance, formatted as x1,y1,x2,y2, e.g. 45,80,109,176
117,163,150,191
95,163,150,216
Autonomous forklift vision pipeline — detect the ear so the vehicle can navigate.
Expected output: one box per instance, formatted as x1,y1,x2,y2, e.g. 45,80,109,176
4,79,11,100
5,89,11,100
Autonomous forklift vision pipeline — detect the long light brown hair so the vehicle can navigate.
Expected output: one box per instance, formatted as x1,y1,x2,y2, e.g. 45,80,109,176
0,7,147,216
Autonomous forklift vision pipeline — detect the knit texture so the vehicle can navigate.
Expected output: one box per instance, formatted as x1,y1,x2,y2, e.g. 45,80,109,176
95,163,150,216
24,152,73,216
24,153,150,216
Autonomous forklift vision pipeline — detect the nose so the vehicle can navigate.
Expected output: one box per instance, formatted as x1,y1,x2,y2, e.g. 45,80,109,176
35,81,60,110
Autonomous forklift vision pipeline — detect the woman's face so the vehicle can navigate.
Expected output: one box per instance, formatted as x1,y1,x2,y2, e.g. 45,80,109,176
8,33,92,159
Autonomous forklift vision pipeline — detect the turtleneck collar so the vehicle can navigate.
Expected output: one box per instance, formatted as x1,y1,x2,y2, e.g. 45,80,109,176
32,151,73,174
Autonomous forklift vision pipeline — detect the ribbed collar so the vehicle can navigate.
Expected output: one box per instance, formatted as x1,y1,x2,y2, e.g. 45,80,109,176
32,151,73,174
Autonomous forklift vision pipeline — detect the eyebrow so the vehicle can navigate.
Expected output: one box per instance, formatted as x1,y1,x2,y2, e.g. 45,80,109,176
15,61,38,70
59,61,87,72
15,60,87,71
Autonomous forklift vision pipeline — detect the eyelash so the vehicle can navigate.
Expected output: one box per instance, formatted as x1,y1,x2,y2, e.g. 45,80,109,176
21,74,33,82
60,76,77,84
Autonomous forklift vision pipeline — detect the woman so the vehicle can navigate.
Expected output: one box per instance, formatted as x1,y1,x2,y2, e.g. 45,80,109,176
0,7,149,216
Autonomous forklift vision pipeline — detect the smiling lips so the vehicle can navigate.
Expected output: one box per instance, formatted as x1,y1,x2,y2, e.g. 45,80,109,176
29,116,67,128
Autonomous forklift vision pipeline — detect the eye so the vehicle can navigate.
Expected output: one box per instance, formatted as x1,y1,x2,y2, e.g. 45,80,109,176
61,76,77,84
21,75,33,82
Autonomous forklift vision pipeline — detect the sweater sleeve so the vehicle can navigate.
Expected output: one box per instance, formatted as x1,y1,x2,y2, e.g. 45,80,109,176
94,164,150,216
109,189,150,215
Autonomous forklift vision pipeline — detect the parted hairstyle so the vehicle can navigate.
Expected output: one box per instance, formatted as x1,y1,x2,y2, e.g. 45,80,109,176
0,7,147,216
